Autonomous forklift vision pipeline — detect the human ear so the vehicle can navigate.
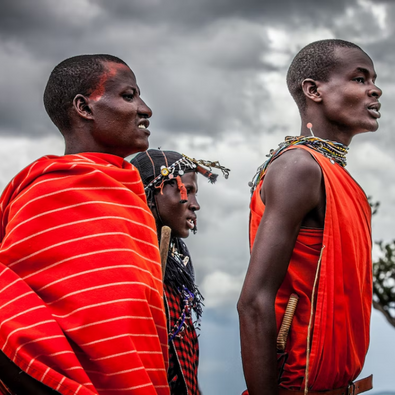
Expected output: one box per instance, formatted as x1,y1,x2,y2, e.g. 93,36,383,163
301,79,322,103
73,94,94,120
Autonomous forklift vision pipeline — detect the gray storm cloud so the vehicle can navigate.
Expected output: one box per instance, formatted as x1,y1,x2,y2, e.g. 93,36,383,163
1,0,395,393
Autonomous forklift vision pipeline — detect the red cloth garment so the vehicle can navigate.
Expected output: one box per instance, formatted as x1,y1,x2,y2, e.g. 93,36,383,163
249,145,372,391
276,228,323,389
165,284,200,395
0,153,170,395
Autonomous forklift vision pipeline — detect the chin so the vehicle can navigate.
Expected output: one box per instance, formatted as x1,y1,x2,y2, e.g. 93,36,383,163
367,126,379,134
169,228,189,239
355,122,379,135
128,143,149,156
179,229,190,239
140,140,149,151
369,118,380,131
364,120,379,133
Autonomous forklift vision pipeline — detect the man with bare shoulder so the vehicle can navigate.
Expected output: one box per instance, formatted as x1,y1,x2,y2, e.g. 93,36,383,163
238,39,381,395
0,55,169,394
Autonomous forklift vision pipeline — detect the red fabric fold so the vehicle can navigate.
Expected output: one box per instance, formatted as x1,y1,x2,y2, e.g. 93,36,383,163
0,153,169,395
249,145,372,390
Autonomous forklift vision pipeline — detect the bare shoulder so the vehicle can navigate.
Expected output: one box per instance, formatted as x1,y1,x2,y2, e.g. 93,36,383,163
267,147,321,179
261,147,323,210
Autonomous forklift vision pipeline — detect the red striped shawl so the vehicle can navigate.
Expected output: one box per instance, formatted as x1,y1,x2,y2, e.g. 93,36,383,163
0,153,170,395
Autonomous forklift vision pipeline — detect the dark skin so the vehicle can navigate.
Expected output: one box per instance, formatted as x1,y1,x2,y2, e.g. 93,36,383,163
152,172,200,238
0,61,153,394
149,172,201,392
237,47,382,394
65,61,152,158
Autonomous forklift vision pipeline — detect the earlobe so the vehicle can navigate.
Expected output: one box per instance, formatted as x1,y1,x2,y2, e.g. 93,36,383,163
73,94,94,120
302,79,322,103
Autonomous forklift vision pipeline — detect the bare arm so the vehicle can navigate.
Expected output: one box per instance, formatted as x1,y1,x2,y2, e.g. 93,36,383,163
237,149,323,395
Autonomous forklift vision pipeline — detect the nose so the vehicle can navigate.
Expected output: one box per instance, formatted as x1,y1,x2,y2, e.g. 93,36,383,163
138,97,153,118
189,195,200,212
369,84,382,98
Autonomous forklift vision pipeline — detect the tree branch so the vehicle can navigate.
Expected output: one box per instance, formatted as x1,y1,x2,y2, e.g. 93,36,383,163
373,300,395,329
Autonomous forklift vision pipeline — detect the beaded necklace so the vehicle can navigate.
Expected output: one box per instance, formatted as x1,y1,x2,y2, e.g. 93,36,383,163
167,241,202,342
249,135,349,194
168,285,195,342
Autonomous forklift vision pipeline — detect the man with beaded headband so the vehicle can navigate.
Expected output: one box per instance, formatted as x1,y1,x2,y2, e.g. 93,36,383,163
131,149,229,395
238,39,381,394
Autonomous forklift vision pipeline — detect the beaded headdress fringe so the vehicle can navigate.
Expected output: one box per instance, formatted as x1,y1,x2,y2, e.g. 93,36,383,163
145,154,229,197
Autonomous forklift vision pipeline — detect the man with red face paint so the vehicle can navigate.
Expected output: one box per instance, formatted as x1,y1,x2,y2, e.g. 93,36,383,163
0,55,169,395
131,149,229,395
238,39,381,395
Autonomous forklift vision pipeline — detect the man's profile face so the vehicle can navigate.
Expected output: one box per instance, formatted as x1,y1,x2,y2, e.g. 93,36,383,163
318,47,382,136
154,172,200,238
88,62,152,158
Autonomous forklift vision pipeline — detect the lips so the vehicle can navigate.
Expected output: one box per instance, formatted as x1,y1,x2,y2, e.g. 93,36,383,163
367,102,381,119
186,217,196,230
137,119,150,129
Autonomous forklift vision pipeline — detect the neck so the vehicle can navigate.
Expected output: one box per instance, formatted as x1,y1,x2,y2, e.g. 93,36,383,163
63,126,91,155
300,115,354,146
64,135,126,158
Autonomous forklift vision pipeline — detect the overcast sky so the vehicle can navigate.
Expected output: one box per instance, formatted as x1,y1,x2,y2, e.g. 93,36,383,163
1,1,395,394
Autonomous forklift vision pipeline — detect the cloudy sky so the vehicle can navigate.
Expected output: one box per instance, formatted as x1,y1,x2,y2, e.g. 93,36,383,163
1,0,395,393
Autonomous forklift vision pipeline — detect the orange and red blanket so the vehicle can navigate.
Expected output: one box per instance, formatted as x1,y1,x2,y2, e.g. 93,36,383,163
0,153,169,395
249,145,372,390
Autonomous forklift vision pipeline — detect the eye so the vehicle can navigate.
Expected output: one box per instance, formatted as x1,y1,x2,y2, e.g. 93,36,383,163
123,88,137,101
186,187,197,195
353,77,365,83
123,93,134,101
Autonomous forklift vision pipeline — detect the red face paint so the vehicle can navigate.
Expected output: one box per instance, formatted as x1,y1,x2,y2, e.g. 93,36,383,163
89,63,130,101
85,61,152,158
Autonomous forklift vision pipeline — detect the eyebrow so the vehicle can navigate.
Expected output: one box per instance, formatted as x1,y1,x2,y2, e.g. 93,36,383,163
129,86,141,95
125,86,141,95
356,67,377,80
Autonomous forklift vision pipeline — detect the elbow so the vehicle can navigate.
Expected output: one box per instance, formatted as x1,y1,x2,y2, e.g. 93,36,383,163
237,290,274,322
237,293,251,316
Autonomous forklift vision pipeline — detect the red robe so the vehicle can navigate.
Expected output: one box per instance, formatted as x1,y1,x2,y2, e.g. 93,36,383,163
0,153,170,395
249,145,372,390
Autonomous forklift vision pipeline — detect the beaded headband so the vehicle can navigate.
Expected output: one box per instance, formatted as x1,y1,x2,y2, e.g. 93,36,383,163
144,152,230,203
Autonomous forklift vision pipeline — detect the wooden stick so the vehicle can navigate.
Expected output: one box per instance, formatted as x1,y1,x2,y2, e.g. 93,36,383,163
0,380,12,395
277,293,299,351
159,226,171,280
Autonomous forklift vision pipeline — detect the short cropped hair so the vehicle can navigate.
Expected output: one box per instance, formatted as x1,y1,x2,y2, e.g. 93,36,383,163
286,39,362,112
43,54,128,131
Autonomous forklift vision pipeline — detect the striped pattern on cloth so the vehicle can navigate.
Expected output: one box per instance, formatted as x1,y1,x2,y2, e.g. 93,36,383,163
0,153,170,395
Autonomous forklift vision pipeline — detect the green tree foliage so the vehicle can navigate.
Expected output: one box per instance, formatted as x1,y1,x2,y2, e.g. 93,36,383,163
369,197,395,329
373,240,395,328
